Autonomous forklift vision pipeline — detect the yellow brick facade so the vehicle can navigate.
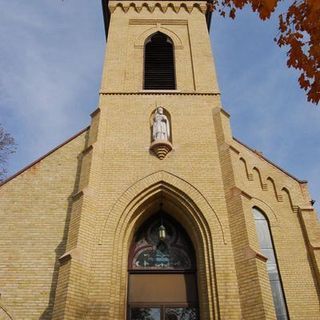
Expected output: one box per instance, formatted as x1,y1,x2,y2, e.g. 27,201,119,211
0,1,319,319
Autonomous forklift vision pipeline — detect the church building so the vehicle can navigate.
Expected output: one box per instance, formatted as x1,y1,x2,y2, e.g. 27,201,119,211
1,0,320,319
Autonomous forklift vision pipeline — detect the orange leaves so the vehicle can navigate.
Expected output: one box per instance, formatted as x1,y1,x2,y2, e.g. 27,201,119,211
307,0,320,11
211,0,320,104
299,74,310,90
279,15,287,33
229,7,236,18
259,0,278,19
247,0,278,19
275,0,320,104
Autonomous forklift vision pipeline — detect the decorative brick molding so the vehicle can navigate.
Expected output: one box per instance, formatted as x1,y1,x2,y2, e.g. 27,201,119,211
150,140,173,159
99,91,220,95
233,145,310,209
133,21,184,49
109,1,207,14
99,170,226,244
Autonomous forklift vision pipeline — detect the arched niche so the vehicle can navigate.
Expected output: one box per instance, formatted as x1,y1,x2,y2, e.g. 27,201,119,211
149,107,173,144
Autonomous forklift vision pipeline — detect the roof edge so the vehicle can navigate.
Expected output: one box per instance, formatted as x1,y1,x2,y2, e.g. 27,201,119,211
233,137,307,184
0,126,90,187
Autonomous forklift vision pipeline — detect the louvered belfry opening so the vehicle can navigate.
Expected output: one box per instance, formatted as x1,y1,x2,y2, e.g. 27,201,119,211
144,32,176,90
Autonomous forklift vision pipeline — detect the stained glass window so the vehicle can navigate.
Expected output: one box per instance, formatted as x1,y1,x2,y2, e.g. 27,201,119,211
165,307,198,320
129,213,195,271
130,307,198,320
253,207,288,320
131,308,161,320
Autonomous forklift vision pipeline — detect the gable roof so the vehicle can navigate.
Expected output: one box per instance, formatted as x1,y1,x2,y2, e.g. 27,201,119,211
0,127,89,187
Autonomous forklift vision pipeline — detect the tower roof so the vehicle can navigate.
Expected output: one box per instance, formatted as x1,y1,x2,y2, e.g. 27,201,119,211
101,0,213,41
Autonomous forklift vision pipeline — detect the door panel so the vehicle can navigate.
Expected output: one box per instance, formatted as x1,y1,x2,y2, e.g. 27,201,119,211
129,274,197,304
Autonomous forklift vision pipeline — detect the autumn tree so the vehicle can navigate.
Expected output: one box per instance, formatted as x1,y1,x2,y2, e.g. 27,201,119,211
209,0,320,104
0,124,16,182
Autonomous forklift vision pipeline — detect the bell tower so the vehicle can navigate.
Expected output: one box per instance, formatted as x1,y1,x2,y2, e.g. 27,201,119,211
51,1,242,319
100,0,219,93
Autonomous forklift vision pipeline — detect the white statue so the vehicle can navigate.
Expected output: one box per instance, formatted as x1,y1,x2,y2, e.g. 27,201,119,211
152,107,170,141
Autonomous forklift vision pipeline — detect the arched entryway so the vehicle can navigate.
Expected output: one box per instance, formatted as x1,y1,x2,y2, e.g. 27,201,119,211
98,171,224,319
128,212,199,320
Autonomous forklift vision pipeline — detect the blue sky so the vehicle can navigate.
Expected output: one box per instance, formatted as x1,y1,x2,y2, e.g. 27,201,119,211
0,1,319,214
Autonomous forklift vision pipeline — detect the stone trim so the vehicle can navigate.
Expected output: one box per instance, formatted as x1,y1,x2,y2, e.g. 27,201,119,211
71,189,84,200
244,246,268,263
59,248,83,264
231,186,252,200
130,19,188,25
81,145,93,156
229,144,240,154
212,107,230,118
99,91,220,96
150,140,173,159
90,107,101,118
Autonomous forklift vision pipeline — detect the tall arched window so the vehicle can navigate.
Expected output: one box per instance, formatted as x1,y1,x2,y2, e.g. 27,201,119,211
253,207,288,320
128,213,198,320
144,32,176,90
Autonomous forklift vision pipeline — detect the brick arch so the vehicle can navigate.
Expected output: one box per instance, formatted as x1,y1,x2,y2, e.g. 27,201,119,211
0,303,14,320
99,170,225,320
250,198,279,227
134,26,183,49
281,187,295,211
99,170,225,244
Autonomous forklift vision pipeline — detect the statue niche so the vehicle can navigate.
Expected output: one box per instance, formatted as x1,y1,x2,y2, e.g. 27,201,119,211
150,107,173,160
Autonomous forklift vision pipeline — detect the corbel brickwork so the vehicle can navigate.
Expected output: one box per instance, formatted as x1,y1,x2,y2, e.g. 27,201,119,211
109,1,207,14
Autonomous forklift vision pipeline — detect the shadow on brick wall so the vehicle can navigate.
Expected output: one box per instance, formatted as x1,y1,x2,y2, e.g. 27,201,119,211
39,131,89,320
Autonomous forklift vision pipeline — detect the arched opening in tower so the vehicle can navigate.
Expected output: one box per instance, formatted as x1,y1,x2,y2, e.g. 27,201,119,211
144,32,176,90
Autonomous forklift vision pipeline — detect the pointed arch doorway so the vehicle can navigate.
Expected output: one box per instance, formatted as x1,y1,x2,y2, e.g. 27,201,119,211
128,212,199,320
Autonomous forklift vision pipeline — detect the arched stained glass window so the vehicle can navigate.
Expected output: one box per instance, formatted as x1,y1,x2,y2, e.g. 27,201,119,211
144,32,176,90
129,213,195,271
253,207,288,320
